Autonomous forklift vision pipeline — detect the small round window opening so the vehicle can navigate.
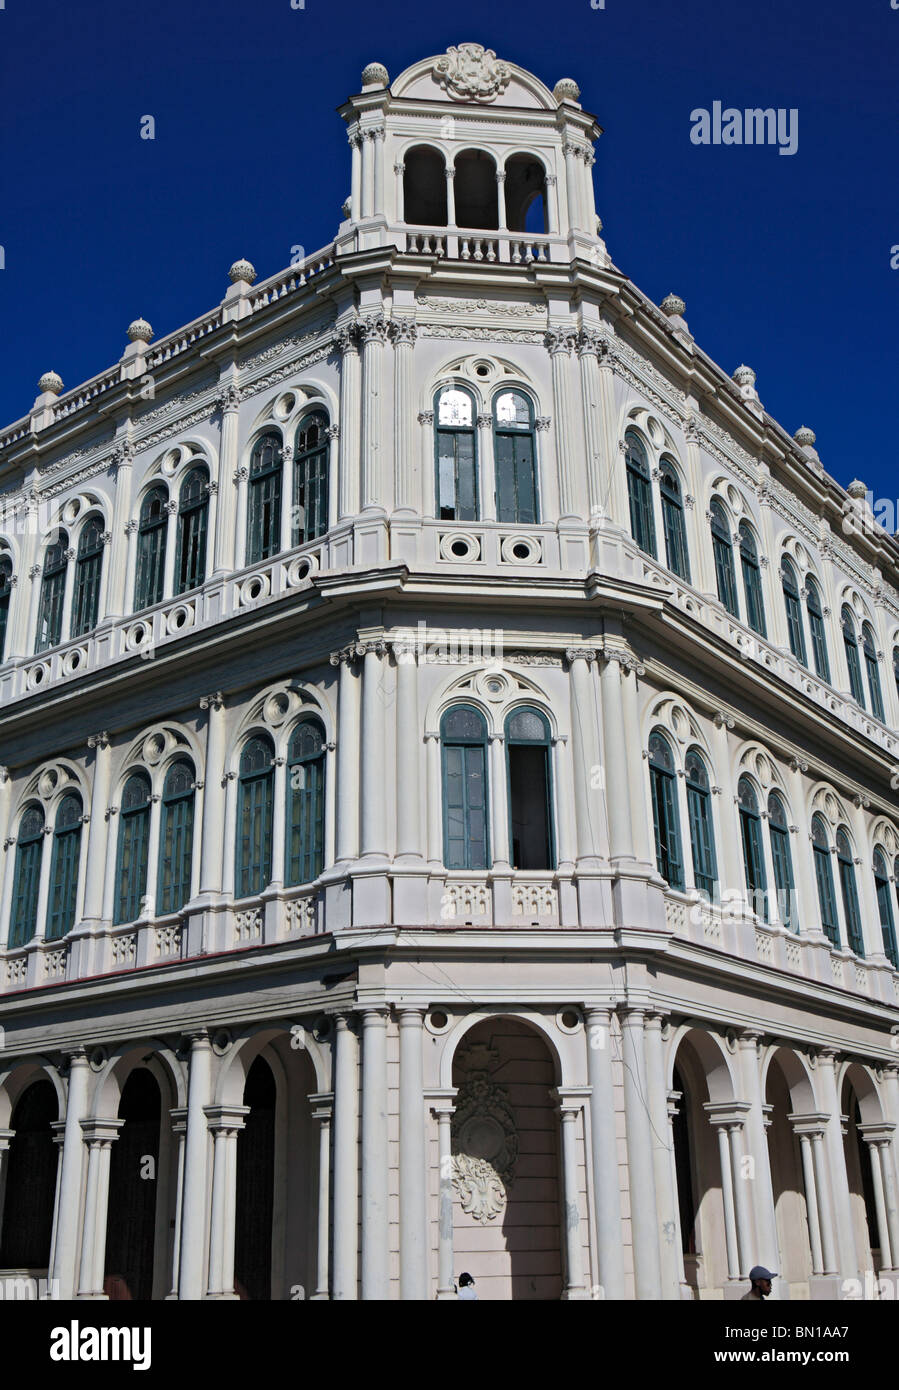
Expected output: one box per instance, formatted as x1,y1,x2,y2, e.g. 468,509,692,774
450,539,469,558
486,678,503,694
512,542,530,560
475,362,491,379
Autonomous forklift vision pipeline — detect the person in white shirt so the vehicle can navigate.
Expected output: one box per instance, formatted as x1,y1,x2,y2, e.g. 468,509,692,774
457,1272,478,1300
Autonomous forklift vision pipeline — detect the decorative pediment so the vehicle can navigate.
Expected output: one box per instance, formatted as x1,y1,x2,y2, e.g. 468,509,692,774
433,44,512,103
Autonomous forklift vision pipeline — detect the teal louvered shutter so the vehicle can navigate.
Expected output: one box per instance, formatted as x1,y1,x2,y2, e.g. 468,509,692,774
836,830,864,956
685,751,716,898
812,817,840,946
115,775,151,924
862,627,885,721
440,707,489,870
739,526,767,638
0,557,12,661
781,561,806,665
806,583,830,682
36,535,68,652
157,761,195,914
71,518,104,638
738,779,768,920
134,487,168,610
767,794,796,930
292,414,329,545
874,851,898,968
660,465,691,582
842,608,865,706
625,434,656,558
710,504,738,617
175,469,209,595
247,436,283,564
435,389,478,522
46,795,82,941
237,738,274,896
286,721,325,886
10,807,44,948
493,393,538,525
648,733,683,889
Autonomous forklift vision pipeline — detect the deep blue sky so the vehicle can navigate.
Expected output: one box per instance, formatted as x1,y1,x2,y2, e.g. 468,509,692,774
1,0,896,505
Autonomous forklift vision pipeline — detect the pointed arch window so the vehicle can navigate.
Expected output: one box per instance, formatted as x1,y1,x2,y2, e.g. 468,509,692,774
247,434,283,565
738,777,768,920
767,791,796,930
648,730,684,889
659,460,691,582
175,467,209,595
505,707,554,870
236,736,274,897
862,623,885,722
9,805,44,948
874,849,898,969
435,387,478,522
441,705,489,870
842,606,866,706
36,531,68,653
71,517,105,639
292,412,329,546
286,720,325,886
709,501,739,617
806,578,830,682
685,747,716,899
625,431,656,558
836,827,864,956
739,523,766,637
134,486,168,611
812,814,840,947
46,794,83,941
493,391,538,525
780,558,806,665
0,554,12,661
157,761,195,915
114,772,152,925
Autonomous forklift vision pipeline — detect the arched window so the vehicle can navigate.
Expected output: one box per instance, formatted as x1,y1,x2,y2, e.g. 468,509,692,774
709,500,738,617
648,731,684,889
158,761,195,915
441,705,489,870
9,805,44,948
134,486,168,611
505,707,554,871
624,432,656,558
35,531,68,653
806,578,830,682
836,827,864,956
402,146,448,226
812,814,840,947
780,558,806,665
767,792,796,930
435,387,478,522
739,523,766,637
286,720,325,886
737,777,768,920
0,554,12,661
685,747,716,899
453,149,498,230
236,736,274,897
842,606,866,706
503,154,548,234
493,391,538,525
659,460,691,582
175,467,209,595
46,794,82,941
293,413,329,546
862,623,885,721
247,434,283,565
115,772,152,925
873,849,898,969
71,516,105,639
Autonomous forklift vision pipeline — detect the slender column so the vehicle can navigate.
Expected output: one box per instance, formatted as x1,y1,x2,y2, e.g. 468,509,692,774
331,649,361,863
77,1120,123,1297
178,1029,213,1299
50,1048,91,1299
577,331,604,517
585,1008,625,1298
337,322,361,519
713,1122,741,1278
562,141,582,231
877,1139,899,1271
425,732,442,867
233,466,249,569
728,1123,754,1277
310,1094,333,1299
866,1137,892,1269
399,1010,428,1299
546,330,577,517
359,316,388,511
47,1122,65,1280
811,1131,839,1275
393,161,405,222
198,693,226,896
361,1008,389,1299
495,170,507,230
161,500,178,598
797,1133,824,1274
269,755,287,889
711,712,741,894
684,421,713,593
332,1014,359,1300
445,166,456,226
666,1092,689,1290
32,816,55,943
372,129,385,217
25,558,46,655
488,733,510,870
432,1096,457,1299
359,641,388,858
167,1108,188,1297
279,442,294,554
552,735,575,873
621,661,654,872
786,757,816,934
816,1048,858,1277
123,521,139,607
204,1105,249,1297
81,733,111,924
105,440,134,618
8,496,38,659
477,411,496,523
394,644,422,862
544,174,559,234
736,1030,780,1278
566,650,603,869
600,651,635,867
644,1014,680,1297
619,1008,662,1297
361,130,374,219
557,1099,588,1298
214,384,242,574
349,133,362,220
391,320,418,514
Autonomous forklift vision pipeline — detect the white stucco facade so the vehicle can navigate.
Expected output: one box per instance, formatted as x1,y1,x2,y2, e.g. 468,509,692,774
0,43,898,1301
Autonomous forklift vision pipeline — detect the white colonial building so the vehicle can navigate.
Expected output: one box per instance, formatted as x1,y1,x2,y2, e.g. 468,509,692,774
0,43,898,1302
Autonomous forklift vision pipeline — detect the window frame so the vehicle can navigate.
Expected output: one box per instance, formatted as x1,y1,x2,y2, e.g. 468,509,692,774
738,522,767,638
70,516,105,640
842,606,866,707
9,804,45,949
812,814,841,947
737,776,768,921
709,500,739,618
780,557,807,666
440,704,490,871
236,735,275,898
492,389,539,526
659,459,691,582
434,386,479,523
246,433,284,566
836,826,865,957
805,577,831,682
684,746,717,899
648,730,684,890
157,760,196,916
624,430,657,559
35,531,69,653
134,485,169,611
114,772,152,926
285,718,326,887
46,794,83,941
767,791,796,930
174,466,210,596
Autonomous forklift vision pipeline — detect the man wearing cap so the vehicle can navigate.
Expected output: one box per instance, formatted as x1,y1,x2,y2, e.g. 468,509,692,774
742,1265,777,1299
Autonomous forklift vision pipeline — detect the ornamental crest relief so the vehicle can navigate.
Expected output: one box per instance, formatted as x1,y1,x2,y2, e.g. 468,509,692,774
451,1050,519,1224
434,43,512,103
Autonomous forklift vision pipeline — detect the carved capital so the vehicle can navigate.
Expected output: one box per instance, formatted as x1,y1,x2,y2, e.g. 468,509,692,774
216,384,243,413
87,731,110,751
389,318,418,347
417,410,434,426
199,691,224,712
535,416,551,432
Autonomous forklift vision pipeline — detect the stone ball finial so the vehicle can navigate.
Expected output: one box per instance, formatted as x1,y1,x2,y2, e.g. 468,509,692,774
661,293,686,318
228,258,257,286
554,78,581,102
38,371,63,396
733,365,756,388
847,479,868,500
794,426,816,448
362,62,389,86
127,317,154,343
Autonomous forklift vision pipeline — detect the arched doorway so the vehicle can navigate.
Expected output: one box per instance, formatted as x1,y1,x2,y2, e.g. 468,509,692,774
841,1070,882,1275
235,1056,276,1300
104,1069,161,1299
453,150,498,230
671,1064,698,1292
450,1017,563,1300
0,1079,57,1271
403,147,447,226
765,1053,813,1294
